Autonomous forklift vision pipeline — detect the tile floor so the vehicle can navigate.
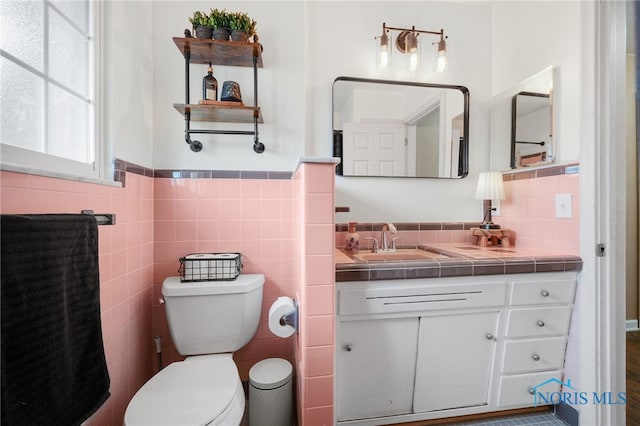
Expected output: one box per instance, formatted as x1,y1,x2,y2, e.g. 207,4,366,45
453,411,569,425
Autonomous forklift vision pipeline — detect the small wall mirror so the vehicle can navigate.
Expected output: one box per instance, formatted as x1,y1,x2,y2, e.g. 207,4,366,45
490,66,555,170
510,91,553,168
332,76,469,178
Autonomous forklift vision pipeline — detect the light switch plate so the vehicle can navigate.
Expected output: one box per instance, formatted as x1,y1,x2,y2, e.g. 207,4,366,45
555,193,572,218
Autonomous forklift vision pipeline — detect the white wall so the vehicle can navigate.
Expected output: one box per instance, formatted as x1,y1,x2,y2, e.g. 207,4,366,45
490,1,581,169
150,1,305,171
306,1,492,222
105,1,154,169
106,1,583,222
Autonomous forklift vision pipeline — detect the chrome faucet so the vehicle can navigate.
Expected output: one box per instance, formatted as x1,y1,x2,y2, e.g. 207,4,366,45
380,223,397,252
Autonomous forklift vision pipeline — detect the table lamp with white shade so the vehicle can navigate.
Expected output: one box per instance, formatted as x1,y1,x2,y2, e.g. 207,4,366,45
475,171,505,229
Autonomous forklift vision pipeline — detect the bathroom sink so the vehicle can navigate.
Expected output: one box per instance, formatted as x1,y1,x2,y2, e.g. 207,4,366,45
353,248,447,262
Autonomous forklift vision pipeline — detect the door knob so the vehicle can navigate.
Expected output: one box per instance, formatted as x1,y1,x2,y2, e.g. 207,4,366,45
344,344,353,352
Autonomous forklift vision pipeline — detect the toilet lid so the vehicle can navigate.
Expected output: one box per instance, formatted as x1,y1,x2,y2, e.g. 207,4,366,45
124,355,239,426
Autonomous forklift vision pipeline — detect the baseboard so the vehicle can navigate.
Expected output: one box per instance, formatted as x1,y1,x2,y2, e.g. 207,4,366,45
554,403,579,426
626,319,640,331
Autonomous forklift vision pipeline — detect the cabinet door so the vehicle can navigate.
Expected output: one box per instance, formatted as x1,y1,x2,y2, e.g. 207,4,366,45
414,311,499,412
337,318,419,421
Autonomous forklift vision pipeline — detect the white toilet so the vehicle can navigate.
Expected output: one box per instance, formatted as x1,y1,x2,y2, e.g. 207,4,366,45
124,274,264,426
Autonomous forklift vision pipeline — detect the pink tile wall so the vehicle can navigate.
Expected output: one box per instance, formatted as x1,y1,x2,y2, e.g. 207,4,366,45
1,167,336,425
0,171,154,426
496,172,580,254
293,163,336,426
151,177,295,379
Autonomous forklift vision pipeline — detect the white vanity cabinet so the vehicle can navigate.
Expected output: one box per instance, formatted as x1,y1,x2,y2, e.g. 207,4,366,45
336,272,578,425
413,310,499,412
496,275,576,408
337,318,419,420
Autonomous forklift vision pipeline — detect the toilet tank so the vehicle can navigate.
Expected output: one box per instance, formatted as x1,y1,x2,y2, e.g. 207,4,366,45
162,274,264,356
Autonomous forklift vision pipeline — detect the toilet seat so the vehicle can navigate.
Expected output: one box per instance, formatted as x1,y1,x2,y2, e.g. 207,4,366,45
124,354,244,426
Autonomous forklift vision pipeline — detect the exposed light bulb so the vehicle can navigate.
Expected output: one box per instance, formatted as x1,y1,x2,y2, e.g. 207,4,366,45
378,49,389,68
408,51,419,71
376,31,391,69
434,36,447,73
435,50,447,73
405,32,420,71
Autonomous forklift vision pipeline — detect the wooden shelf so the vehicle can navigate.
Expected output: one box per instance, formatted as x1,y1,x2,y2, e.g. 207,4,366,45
173,37,263,67
174,103,263,123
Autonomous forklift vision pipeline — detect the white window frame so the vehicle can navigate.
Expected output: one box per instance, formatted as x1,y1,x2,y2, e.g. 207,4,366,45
0,0,109,183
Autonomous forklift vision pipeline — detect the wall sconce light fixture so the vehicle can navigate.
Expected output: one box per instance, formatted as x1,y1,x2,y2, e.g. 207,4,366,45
375,22,448,72
475,172,505,229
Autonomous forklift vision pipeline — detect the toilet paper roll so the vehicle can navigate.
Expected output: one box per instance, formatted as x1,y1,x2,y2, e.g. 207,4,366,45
268,297,296,338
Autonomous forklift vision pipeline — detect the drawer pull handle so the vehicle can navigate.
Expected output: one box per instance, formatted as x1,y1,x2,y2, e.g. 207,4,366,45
344,344,353,352
528,387,536,395
541,290,550,297
532,354,541,361
537,320,546,327
485,333,495,341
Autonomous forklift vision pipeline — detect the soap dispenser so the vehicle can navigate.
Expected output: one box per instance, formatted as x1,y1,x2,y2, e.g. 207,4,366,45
345,222,360,253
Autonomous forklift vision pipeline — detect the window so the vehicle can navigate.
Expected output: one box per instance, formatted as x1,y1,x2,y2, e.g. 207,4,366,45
0,0,103,180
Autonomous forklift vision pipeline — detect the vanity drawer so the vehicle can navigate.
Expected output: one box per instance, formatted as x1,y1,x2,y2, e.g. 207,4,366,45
501,337,567,374
497,371,562,408
505,306,572,338
509,278,576,305
338,281,506,316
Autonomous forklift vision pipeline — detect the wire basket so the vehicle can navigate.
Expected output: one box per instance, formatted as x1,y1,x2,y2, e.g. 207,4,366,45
179,253,242,282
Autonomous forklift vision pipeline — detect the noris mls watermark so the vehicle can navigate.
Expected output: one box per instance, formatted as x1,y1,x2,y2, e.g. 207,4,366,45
532,378,627,407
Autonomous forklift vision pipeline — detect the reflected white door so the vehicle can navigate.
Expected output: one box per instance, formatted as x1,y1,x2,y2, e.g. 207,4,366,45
343,123,406,176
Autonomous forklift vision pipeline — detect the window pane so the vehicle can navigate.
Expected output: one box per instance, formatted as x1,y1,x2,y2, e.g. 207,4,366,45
49,7,88,97
1,57,45,152
0,0,44,71
48,83,90,163
50,1,88,34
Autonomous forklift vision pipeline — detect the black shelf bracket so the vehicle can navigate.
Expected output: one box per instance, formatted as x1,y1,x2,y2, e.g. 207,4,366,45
252,54,264,153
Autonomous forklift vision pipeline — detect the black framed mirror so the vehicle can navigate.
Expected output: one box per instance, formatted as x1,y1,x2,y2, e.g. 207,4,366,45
332,76,469,178
510,91,553,168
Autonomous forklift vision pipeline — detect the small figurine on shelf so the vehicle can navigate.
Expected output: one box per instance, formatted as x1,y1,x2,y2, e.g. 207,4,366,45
221,81,242,103
202,62,218,101
345,222,360,253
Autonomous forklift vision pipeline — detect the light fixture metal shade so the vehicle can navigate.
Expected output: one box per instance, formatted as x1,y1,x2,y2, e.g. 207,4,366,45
475,171,505,200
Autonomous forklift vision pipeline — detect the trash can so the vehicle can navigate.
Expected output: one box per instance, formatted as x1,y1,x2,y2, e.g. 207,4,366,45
249,358,293,426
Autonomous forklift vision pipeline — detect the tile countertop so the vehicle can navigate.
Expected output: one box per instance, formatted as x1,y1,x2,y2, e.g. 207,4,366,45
335,243,583,282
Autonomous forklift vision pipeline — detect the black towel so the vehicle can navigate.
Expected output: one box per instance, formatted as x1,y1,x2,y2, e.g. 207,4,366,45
1,214,110,426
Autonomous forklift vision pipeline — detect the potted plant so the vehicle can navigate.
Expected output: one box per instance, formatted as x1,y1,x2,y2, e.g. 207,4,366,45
209,8,230,41
228,11,256,42
189,11,212,39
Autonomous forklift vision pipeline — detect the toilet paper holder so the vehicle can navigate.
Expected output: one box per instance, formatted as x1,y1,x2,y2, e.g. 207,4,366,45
278,299,298,333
